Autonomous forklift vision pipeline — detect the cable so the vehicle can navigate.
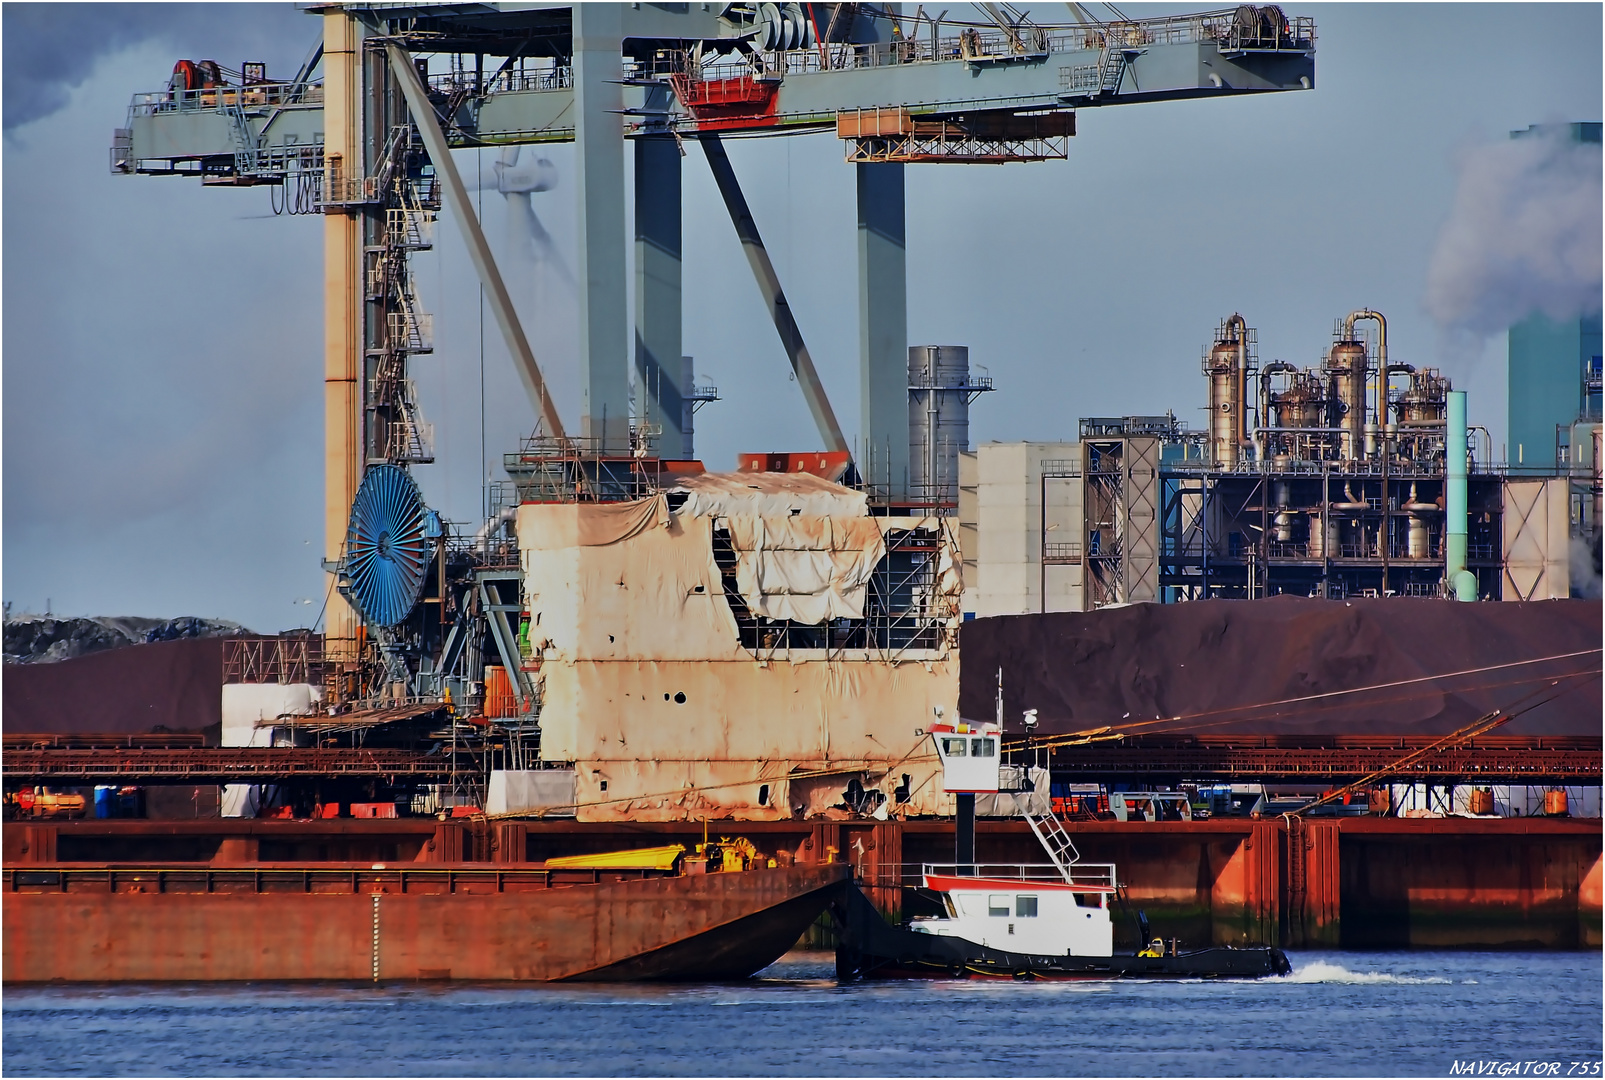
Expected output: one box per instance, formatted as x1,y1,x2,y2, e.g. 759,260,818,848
1289,675,1595,816
1009,648,1602,750
1024,665,1604,748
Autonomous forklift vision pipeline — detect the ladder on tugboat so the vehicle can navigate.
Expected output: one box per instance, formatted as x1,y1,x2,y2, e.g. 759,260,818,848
1012,792,1082,883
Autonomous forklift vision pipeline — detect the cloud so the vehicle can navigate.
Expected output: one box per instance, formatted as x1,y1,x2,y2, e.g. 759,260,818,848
1424,127,1603,337
3,2,312,131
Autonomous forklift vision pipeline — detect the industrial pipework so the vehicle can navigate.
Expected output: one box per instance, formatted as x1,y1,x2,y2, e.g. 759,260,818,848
1256,361,1297,460
1343,309,1387,459
1445,389,1476,601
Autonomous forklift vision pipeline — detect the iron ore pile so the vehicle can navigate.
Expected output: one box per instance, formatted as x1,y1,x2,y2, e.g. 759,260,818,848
2,615,247,738
959,597,1602,736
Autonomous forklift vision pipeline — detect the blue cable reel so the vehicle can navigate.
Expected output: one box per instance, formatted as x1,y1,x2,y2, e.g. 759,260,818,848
344,464,441,627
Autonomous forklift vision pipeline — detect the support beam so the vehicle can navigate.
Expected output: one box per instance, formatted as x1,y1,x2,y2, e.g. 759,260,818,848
573,5,631,450
322,10,363,656
634,122,686,459
858,162,908,497
955,792,976,870
700,133,849,455
385,44,565,440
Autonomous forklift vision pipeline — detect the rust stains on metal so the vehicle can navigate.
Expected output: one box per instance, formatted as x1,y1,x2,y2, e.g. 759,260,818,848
3,862,848,983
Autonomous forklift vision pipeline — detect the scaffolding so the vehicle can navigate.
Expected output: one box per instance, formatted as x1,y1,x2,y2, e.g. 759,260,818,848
711,520,957,659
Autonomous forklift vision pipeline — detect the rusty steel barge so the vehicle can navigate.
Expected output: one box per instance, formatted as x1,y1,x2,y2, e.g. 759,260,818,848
2,837,847,984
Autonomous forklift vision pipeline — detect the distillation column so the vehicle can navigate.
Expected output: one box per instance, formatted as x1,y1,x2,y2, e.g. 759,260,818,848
1206,315,1250,467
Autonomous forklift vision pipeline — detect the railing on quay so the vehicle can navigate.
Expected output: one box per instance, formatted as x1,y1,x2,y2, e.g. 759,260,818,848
1043,742,1603,783
6,864,675,896
3,748,459,784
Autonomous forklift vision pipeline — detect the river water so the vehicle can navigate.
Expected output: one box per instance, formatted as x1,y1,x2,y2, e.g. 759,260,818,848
4,951,1600,1077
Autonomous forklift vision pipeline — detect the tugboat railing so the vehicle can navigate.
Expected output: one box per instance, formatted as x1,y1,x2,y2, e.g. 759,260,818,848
919,862,1118,888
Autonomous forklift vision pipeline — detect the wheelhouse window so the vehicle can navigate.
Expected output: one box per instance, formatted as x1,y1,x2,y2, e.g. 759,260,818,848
941,737,968,757
971,737,996,757
1015,895,1038,917
1073,892,1105,909
987,894,1010,917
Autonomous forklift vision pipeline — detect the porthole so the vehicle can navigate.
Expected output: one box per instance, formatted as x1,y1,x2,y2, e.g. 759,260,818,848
674,691,686,704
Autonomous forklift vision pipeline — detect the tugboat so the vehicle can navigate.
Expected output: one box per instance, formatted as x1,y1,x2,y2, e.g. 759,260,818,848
835,713,1292,981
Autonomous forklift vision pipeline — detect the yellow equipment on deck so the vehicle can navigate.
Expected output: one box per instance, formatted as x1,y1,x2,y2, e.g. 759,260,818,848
544,844,687,871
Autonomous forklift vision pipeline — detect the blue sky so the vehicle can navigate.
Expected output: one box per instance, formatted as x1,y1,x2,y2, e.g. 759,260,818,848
3,3,1600,630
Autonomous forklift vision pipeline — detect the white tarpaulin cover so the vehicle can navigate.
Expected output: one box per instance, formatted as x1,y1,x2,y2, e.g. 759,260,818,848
220,683,320,818
485,769,577,817
725,515,886,623
976,767,1051,817
519,496,670,550
670,472,869,518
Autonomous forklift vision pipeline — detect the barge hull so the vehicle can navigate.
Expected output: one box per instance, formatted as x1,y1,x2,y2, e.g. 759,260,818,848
3,863,847,983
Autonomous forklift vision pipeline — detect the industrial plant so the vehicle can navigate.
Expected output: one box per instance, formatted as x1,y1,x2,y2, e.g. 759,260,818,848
960,304,1598,615
3,4,1599,983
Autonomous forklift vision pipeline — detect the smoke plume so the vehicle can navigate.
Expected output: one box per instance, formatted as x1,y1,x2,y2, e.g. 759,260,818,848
1424,127,1602,337
3,3,310,132
1570,536,1603,600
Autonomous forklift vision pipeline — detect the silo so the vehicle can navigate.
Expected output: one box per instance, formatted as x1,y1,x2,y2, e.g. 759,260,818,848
908,345,973,506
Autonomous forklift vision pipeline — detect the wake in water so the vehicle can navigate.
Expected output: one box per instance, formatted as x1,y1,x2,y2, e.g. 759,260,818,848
1280,959,1451,985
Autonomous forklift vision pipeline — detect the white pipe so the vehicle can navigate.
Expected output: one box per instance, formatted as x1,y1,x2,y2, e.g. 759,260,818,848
474,506,517,552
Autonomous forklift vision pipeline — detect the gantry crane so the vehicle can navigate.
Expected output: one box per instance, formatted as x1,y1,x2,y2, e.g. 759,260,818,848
112,2,1316,665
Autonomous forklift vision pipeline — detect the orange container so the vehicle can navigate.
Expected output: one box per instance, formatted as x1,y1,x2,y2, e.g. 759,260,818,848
483,664,515,718
1544,789,1569,817
1467,788,1495,816
349,802,397,819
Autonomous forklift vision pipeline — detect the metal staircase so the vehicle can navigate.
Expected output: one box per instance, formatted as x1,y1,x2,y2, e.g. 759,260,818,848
1014,791,1082,883
223,102,261,176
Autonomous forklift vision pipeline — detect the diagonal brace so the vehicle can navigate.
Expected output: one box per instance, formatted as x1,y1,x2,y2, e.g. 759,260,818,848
699,132,849,455
386,43,566,440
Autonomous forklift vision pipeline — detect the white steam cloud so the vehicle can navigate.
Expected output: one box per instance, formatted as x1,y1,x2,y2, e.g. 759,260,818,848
1424,128,1602,336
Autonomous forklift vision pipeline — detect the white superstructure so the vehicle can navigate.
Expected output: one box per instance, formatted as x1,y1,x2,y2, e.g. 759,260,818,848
910,864,1117,957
